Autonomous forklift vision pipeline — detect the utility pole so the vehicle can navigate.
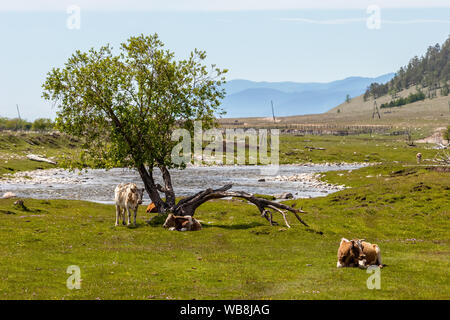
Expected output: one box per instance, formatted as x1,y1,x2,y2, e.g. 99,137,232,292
372,100,381,119
16,104,22,131
271,100,276,123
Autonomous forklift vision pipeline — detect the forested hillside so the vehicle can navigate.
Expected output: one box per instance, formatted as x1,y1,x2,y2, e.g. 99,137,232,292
364,35,449,100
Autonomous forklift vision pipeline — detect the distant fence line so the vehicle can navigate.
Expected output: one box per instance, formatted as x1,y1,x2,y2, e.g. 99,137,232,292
0,129,57,133
219,123,394,136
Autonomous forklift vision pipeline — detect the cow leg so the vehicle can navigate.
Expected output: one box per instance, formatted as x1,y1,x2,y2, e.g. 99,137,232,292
185,216,194,231
126,207,132,226
115,205,120,226
133,208,137,226
375,246,382,266
122,208,126,225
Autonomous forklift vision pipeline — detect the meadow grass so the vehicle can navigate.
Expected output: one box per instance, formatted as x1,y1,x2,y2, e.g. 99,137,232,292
0,165,448,300
0,132,79,176
0,131,448,299
279,133,438,164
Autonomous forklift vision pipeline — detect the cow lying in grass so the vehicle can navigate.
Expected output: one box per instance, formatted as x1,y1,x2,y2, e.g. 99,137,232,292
114,183,144,227
337,238,382,268
337,238,365,268
359,240,383,268
163,213,202,231
146,202,158,213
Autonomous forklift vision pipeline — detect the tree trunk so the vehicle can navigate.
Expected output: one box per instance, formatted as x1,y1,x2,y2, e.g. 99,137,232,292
137,165,167,213
157,166,176,208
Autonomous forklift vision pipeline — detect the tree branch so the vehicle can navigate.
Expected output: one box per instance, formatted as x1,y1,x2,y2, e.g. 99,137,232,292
173,184,308,228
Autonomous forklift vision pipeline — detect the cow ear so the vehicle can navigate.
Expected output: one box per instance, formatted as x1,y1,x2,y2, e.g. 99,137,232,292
351,240,355,247
141,188,145,193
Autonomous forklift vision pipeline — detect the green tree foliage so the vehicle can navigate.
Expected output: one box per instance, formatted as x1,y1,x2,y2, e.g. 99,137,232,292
42,34,227,212
441,82,449,96
0,117,53,131
364,82,388,100
0,117,32,130
380,90,426,109
364,35,450,100
31,118,54,131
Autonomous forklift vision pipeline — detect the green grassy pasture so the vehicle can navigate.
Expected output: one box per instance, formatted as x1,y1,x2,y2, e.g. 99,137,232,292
279,133,439,164
0,132,80,176
0,165,448,300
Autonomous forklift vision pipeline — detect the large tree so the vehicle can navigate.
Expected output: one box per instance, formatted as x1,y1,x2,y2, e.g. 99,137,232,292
42,34,308,228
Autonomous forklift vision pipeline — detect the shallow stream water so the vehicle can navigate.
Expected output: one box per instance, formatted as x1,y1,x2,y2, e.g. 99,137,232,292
0,164,362,204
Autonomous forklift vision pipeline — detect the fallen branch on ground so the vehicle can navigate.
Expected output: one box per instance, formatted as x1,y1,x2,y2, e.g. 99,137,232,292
26,154,57,165
433,150,450,165
172,184,308,228
305,146,326,151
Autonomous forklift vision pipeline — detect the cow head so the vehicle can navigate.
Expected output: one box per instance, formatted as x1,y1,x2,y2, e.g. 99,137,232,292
339,238,366,267
351,239,367,267
163,213,176,229
136,188,144,205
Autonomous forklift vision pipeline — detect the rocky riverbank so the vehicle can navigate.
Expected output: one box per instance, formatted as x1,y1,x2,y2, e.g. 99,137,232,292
264,172,347,194
0,164,365,203
0,168,90,185
185,161,377,168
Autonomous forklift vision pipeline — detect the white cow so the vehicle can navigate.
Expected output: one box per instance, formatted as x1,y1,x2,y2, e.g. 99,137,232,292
114,183,144,226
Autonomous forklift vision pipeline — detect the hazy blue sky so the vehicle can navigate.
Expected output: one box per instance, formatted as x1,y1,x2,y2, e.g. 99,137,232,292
0,1,449,119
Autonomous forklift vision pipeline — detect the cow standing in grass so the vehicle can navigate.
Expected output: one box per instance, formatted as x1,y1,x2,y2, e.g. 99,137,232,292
114,183,144,226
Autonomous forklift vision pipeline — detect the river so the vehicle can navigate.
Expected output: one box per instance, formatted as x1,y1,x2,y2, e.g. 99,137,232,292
0,164,364,204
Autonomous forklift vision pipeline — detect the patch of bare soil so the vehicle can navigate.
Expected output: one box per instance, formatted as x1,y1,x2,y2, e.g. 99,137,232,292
416,127,448,145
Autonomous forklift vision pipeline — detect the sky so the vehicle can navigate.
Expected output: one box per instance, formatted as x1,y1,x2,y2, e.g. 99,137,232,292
0,1,449,120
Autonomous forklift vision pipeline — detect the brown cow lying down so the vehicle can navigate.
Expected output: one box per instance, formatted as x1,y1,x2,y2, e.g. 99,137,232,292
163,213,202,231
359,240,383,268
337,238,365,268
146,202,158,213
337,238,382,268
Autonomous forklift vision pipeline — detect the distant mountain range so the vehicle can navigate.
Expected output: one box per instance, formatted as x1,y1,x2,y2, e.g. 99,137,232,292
221,73,395,118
